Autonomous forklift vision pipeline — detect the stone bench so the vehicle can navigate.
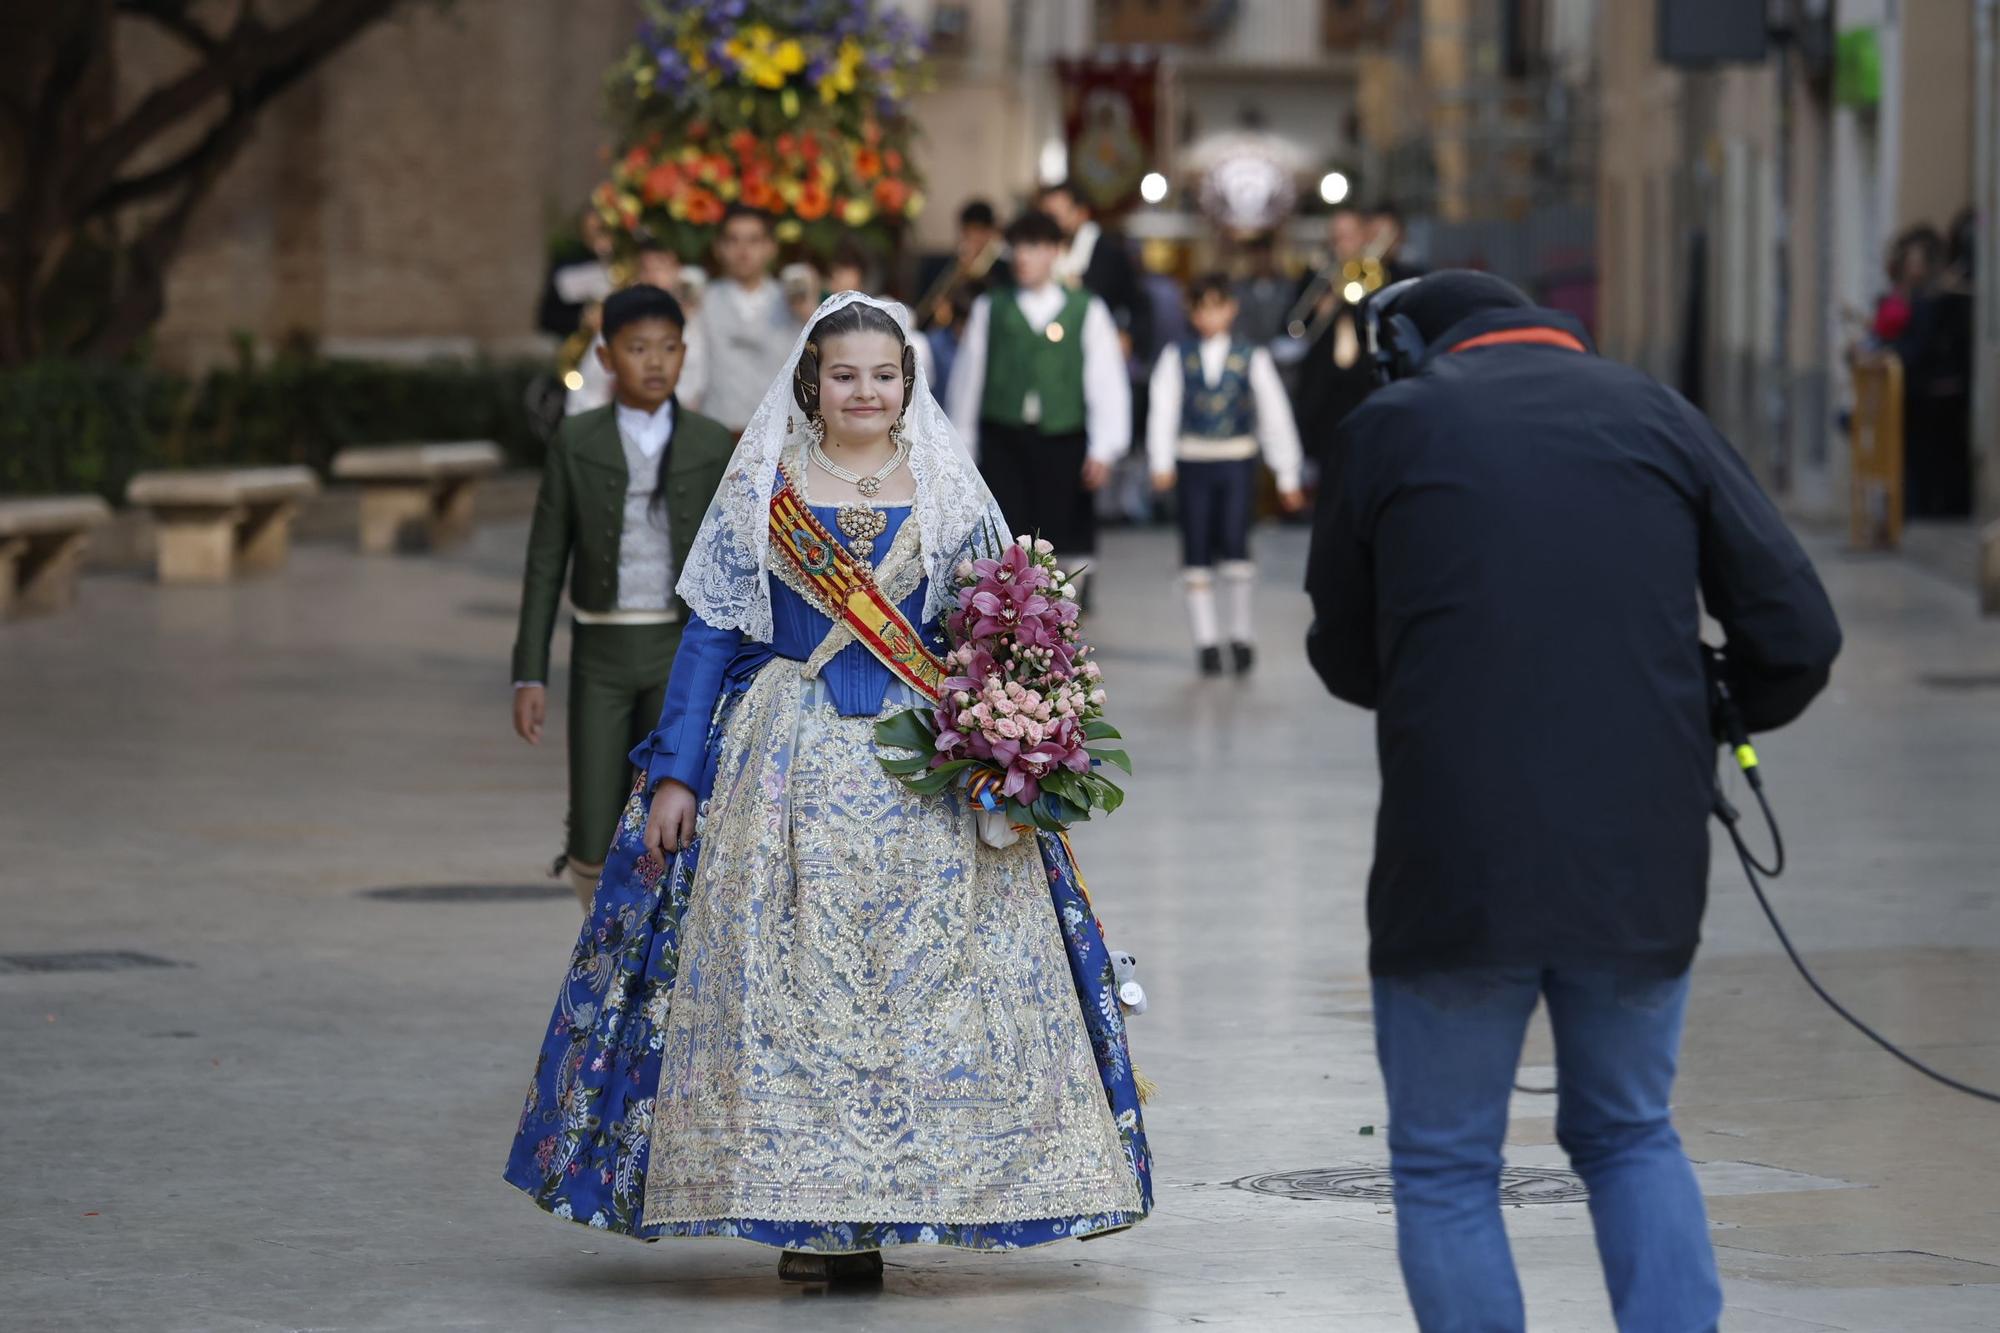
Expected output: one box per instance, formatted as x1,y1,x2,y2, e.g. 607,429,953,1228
0,495,113,617
331,441,505,554
126,466,321,584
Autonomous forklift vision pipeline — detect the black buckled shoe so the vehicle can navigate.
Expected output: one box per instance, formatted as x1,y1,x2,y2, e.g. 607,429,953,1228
1231,641,1255,676
778,1249,883,1284
1199,645,1224,677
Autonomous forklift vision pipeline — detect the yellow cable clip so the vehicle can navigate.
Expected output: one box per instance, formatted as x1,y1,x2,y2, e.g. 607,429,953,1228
1734,743,1759,772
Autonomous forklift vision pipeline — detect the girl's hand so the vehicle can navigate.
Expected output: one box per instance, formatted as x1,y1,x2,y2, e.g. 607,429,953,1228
645,780,699,860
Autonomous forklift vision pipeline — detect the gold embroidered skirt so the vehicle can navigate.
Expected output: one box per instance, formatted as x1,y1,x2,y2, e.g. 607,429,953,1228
640,665,1143,1227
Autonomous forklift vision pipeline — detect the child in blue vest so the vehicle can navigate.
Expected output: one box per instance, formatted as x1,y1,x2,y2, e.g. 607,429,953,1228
1147,273,1304,675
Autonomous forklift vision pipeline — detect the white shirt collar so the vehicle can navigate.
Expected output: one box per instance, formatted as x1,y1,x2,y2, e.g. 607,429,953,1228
1058,220,1101,281
616,399,675,460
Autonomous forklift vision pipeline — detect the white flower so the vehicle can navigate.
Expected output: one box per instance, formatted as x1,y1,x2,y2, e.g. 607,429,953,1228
1061,584,1078,599
1034,538,1055,555
1015,533,1033,548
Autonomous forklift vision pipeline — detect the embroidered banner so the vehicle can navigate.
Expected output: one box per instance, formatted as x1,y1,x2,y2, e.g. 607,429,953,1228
768,480,948,702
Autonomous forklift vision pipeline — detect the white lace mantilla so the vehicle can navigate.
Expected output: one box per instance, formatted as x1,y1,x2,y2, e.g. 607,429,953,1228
675,291,1011,642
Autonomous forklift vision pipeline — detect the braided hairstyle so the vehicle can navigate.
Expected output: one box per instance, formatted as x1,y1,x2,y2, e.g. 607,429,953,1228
792,299,917,425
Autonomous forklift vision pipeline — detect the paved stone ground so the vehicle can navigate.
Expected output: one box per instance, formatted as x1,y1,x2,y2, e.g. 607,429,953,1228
4,519,1999,1332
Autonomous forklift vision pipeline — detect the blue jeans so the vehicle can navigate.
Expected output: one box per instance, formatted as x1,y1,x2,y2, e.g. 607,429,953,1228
1372,968,1722,1333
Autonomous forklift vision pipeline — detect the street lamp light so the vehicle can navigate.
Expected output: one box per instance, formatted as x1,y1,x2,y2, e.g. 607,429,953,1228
1139,172,1169,205
1320,171,1351,206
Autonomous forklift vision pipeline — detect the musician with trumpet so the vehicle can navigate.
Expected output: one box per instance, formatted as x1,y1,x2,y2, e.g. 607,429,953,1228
1287,204,1418,465
916,200,1011,396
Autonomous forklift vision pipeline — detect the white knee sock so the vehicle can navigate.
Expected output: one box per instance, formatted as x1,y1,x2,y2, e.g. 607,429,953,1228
1182,569,1220,647
1220,561,1256,644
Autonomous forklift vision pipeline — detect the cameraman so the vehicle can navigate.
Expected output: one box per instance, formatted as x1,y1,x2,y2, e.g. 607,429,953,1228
1306,272,1841,1332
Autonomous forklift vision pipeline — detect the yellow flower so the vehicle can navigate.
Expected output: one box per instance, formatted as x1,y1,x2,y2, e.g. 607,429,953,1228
730,24,806,90
775,219,804,243
841,198,874,227
819,36,864,103
906,190,926,217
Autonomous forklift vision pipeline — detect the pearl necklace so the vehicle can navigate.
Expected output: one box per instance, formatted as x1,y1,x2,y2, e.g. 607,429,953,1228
810,437,909,499
810,438,907,562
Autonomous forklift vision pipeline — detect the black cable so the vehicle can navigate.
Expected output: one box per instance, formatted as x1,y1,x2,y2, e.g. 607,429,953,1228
1715,780,2000,1106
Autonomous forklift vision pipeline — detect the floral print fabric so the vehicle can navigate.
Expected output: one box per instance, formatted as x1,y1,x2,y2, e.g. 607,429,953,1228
503,671,1154,1253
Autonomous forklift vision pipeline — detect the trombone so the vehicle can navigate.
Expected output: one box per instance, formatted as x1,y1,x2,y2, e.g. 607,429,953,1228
917,235,1005,331
1275,224,1400,354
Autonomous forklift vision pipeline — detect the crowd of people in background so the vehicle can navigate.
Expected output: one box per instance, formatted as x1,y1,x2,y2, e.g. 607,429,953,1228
529,190,1425,671
1861,210,1978,518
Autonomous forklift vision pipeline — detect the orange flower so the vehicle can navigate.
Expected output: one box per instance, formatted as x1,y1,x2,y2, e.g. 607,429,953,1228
776,132,797,156
873,176,910,214
685,189,725,226
799,132,822,162
642,162,682,205
728,128,758,159
854,147,882,181
741,178,777,212
796,181,831,221
884,149,904,174
621,146,650,177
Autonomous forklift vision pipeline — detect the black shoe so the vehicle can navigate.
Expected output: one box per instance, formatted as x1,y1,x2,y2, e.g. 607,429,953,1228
779,1249,883,1284
1231,642,1255,676
1198,645,1224,677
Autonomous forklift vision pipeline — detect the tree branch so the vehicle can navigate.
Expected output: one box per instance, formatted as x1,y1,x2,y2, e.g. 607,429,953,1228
115,0,222,57
62,0,404,215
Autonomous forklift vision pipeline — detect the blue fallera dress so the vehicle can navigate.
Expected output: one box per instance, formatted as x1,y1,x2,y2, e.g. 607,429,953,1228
503,501,1153,1253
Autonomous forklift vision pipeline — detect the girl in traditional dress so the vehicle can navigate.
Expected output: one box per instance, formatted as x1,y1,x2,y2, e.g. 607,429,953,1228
504,292,1152,1284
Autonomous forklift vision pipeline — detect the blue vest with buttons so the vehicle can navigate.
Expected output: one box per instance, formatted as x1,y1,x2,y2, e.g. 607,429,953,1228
1179,340,1257,438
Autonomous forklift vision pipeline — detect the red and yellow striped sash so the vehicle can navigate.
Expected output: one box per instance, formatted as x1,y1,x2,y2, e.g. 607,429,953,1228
768,480,948,703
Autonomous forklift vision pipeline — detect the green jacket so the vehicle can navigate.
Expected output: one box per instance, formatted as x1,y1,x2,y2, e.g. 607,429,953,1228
510,403,735,683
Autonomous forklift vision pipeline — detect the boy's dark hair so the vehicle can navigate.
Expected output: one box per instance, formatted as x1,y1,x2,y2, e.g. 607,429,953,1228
1188,272,1235,306
602,284,685,340
719,203,774,236
828,242,872,284
1004,209,1065,249
634,234,675,257
1039,179,1087,214
959,199,997,230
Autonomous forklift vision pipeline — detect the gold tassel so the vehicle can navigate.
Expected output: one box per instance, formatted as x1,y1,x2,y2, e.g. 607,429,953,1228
1134,1068,1159,1104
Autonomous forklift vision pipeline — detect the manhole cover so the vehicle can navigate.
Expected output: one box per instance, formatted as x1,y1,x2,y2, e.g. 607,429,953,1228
0,950,187,974
361,883,570,902
1232,1165,1590,1205
1921,673,2000,692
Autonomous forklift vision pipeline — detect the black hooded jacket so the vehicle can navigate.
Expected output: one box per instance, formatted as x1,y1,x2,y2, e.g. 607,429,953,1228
1306,307,1842,978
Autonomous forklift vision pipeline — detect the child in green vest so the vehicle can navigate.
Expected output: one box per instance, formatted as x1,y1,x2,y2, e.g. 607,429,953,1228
945,210,1131,581
511,285,736,909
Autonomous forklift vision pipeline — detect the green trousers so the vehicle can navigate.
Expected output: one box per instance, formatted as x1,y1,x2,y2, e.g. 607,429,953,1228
565,620,683,865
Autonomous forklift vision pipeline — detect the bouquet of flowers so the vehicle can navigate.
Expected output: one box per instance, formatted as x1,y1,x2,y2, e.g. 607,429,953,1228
594,0,930,259
876,537,1132,833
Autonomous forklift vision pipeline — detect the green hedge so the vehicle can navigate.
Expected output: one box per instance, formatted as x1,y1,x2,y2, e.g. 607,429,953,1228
0,355,554,501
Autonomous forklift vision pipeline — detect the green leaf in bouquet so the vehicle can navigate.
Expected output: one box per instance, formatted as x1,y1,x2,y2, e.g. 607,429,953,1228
1082,718,1123,742
1086,745,1133,775
873,707,937,752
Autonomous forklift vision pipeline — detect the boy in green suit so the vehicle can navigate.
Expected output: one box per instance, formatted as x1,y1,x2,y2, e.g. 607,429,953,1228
512,285,735,909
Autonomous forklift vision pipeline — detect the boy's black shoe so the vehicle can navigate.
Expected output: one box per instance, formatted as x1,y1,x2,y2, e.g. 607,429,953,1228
1198,645,1224,677
1231,642,1255,676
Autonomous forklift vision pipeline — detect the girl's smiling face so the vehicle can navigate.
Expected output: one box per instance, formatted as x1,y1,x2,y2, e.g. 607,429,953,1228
817,329,906,447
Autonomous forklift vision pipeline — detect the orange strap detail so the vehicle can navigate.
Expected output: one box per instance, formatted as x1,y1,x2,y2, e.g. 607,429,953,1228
1449,327,1588,355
